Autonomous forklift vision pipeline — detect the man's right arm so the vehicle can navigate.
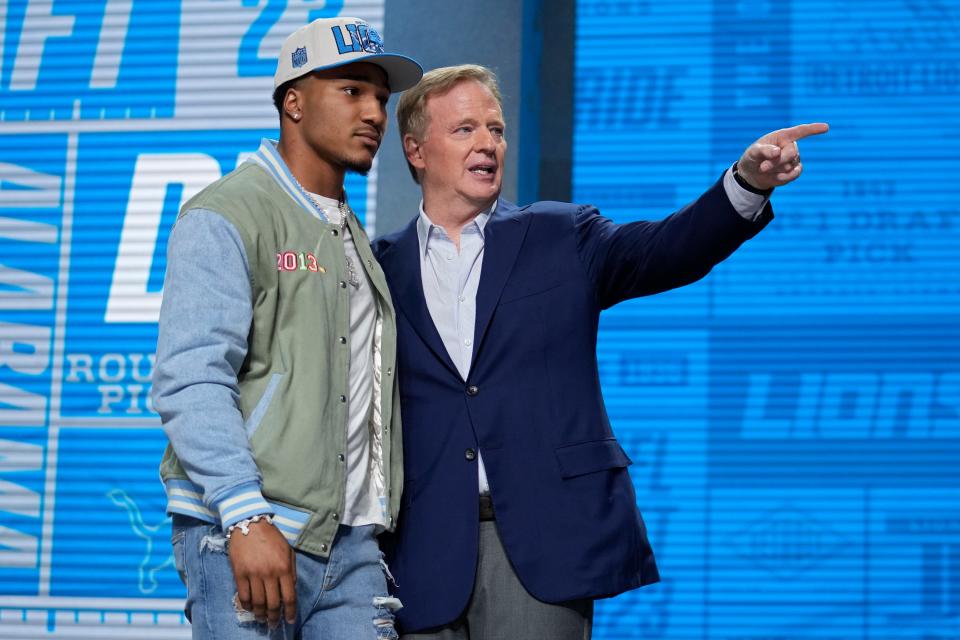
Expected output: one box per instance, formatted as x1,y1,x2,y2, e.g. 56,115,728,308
152,209,269,523
152,209,296,626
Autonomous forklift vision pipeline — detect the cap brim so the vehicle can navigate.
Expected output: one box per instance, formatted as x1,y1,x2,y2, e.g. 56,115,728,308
364,53,424,93
301,53,423,93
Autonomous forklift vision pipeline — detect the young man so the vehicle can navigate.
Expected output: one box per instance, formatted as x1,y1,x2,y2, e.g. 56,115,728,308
372,65,828,639
152,17,421,639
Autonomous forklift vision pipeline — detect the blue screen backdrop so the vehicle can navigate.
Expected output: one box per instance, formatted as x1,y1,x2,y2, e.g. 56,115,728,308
0,0,956,638
0,1,382,637
576,1,959,638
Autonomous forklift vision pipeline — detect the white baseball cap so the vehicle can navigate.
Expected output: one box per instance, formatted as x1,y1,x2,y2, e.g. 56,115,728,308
274,17,422,92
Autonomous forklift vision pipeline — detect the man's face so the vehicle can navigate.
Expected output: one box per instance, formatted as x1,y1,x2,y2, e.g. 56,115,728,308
407,80,506,213
294,62,390,175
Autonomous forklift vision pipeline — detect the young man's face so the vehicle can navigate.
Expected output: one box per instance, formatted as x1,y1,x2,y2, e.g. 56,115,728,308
294,62,390,175
408,79,507,213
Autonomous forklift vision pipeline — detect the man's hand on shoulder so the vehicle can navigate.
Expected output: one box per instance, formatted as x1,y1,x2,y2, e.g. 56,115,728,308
228,519,297,627
737,122,829,191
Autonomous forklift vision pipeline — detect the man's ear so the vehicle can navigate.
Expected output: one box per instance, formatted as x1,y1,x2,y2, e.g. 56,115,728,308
403,134,426,171
282,85,303,122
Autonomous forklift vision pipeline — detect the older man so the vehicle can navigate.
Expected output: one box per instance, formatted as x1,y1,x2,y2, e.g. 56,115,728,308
372,64,827,639
153,17,421,639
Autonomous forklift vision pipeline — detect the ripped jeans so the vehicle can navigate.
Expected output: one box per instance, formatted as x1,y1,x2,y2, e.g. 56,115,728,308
172,515,401,639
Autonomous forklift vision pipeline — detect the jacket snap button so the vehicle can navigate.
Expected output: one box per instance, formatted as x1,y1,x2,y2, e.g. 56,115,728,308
338,453,345,462
339,395,346,403
466,385,479,396
331,228,339,236
465,448,476,461
339,336,347,344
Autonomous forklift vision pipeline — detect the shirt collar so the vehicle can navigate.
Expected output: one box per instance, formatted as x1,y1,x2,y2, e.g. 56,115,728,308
248,138,347,223
416,200,497,257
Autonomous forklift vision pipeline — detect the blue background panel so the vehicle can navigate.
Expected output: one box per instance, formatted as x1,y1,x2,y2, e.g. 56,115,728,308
1,2,383,635
595,328,709,638
0,0,180,121
61,129,369,419
867,490,960,636
0,0,958,638
50,427,178,598
0,428,48,596
0,133,64,429
576,0,960,638
0,134,64,597
708,321,960,485
706,490,866,636
62,129,276,419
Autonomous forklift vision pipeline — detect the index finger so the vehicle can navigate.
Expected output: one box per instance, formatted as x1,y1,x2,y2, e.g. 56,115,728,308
781,122,830,142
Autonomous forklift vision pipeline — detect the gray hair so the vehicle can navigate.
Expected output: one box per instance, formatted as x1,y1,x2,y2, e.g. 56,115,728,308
396,64,503,183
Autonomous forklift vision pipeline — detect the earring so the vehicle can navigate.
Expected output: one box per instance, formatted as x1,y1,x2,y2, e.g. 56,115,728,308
290,112,301,121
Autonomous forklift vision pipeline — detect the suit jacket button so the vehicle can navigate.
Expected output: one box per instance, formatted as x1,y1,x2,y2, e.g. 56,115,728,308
465,448,476,461
466,385,479,396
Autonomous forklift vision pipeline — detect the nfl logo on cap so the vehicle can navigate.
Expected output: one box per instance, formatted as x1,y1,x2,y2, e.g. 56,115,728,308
274,16,422,93
292,47,308,68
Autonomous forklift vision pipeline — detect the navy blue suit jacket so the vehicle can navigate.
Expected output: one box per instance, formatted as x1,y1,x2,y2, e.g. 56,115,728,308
372,176,772,633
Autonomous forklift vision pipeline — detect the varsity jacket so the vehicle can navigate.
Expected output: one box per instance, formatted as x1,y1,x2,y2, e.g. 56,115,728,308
153,140,402,557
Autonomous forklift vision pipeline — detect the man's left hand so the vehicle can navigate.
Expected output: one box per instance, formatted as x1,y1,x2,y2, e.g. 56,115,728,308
737,122,829,191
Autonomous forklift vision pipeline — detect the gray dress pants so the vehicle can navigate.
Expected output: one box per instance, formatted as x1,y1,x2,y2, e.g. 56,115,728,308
401,521,593,640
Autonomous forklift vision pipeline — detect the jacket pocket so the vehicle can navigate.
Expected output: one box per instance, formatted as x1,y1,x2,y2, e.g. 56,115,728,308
499,279,565,304
555,438,632,478
244,372,283,438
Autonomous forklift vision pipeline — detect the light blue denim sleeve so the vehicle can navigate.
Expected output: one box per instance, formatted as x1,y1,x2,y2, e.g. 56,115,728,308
152,208,272,528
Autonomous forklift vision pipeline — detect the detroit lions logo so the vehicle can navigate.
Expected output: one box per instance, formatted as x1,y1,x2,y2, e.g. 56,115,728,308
108,489,175,594
292,46,308,68
363,27,385,54
332,23,385,55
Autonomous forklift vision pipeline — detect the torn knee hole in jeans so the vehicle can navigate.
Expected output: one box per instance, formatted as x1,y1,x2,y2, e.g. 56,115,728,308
199,531,227,554
379,554,399,587
232,593,284,630
231,593,258,624
373,596,402,639
373,596,402,612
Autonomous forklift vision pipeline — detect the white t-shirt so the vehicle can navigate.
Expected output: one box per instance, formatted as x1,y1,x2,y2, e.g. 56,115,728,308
309,192,384,528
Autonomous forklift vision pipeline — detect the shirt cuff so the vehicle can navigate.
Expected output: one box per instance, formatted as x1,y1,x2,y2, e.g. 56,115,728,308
723,165,770,222
211,481,274,529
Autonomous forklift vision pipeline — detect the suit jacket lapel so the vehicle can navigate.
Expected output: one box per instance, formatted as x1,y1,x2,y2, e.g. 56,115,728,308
378,218,461,380
472,202,530,367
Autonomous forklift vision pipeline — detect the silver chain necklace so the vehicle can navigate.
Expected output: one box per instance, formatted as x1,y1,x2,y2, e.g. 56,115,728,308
296,181,361,289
